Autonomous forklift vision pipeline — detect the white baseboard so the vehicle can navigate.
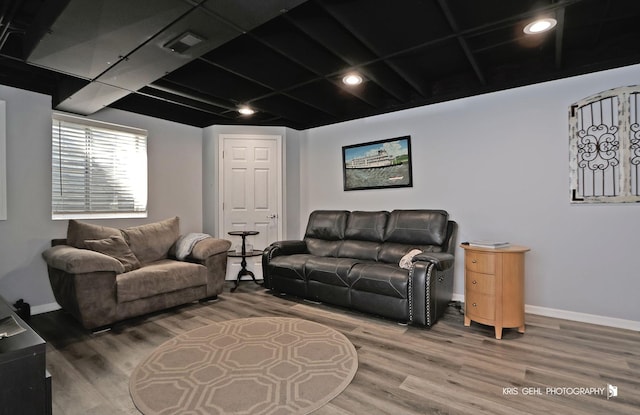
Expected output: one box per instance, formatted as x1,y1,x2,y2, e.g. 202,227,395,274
450,293,639,331
32,302,61,315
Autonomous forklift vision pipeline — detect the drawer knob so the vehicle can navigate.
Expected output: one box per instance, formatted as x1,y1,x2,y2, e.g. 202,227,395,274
472,280,477,285
472,303,477,307
471,259,477,264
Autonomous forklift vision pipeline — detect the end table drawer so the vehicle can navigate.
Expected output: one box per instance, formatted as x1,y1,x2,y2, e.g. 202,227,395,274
466,271,495,294
466,291,495,321
465,251,495,274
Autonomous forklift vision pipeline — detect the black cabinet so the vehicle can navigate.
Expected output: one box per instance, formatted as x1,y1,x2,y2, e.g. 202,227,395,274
0,298,51,415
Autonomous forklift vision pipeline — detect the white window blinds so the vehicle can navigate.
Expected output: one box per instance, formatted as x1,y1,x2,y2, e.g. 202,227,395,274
52,114,148,219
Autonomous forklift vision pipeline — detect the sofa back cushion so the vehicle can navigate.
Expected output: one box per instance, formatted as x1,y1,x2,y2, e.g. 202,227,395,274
67,220,121,249
84,235,142,272
306,239,342,257
121,216,180,264
338,240,381,261
344,211,388,242
302,209,451,262
383,210,449,246
304,210,349,240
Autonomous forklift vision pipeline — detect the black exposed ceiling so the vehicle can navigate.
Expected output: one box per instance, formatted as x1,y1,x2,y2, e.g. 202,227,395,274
1,0,640,130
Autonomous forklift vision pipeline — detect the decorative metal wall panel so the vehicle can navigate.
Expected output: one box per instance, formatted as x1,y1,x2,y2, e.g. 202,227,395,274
569,86,640,203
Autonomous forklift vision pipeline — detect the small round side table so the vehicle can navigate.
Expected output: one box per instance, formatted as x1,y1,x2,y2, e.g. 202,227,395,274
227,231,262,292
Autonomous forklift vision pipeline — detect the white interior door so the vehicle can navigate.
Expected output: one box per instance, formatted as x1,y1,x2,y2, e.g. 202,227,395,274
219,134,282,280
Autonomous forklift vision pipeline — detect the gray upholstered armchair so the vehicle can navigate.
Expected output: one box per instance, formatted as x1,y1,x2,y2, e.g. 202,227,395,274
42,217,230,330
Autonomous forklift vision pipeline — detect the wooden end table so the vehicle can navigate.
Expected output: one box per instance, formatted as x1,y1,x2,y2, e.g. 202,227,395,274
228,231,262,292
460,243,530,339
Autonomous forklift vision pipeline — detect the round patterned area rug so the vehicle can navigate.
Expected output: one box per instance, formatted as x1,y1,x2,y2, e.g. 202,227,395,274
129,317,358,415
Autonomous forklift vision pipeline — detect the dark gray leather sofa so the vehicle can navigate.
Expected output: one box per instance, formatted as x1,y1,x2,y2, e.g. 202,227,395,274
262,210,457,327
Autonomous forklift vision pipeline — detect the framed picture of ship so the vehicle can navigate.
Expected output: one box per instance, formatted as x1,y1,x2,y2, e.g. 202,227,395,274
342,135,413,191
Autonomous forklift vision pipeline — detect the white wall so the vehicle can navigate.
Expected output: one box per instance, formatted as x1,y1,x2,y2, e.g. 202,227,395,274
0,85,203,310
300,64,640,324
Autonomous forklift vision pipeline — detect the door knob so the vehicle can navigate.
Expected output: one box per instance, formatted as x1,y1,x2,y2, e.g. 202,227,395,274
267,214,278,219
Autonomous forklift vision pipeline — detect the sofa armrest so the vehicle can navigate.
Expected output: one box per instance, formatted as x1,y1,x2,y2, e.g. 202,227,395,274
266,240,308,256
262,240,308,289
412,252,454,271
410,261,454,326
42,245,125,274
190,238,232,260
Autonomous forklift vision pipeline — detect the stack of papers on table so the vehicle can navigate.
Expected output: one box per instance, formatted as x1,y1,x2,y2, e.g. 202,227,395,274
468,240,511,249
0,315,26,339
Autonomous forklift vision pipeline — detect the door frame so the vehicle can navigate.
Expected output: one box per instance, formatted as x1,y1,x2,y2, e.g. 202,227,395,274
216,133,284,245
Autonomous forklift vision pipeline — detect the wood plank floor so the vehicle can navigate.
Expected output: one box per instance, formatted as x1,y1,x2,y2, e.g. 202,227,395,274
29,282,640,415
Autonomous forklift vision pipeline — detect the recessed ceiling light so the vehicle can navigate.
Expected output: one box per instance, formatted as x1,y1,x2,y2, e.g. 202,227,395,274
342,73,363,86
523,18,557,35
238,106,255,115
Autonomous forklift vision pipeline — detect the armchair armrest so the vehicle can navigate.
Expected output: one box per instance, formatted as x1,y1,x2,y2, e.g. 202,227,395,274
190,238,232,260
42,245,124,274
412,252,454,271
186,238,231,298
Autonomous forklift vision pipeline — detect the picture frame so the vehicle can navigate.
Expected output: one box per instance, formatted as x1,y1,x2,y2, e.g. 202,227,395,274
342,135,413,191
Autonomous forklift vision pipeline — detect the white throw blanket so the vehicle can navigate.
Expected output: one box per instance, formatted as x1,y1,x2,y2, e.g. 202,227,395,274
175,233,211,260
399,249,423,270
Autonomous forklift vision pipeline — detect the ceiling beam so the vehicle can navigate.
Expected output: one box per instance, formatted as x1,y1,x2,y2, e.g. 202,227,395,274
0,0,23,50
436,0,486,85
198,56,341,118
554,6,566,69
316,0,427,97
246,31,384,108
281,10,410,102
146,80,236,115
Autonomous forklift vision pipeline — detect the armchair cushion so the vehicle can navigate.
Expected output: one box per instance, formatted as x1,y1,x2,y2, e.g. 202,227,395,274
67,220,121,249
121,216,179,264
43,245,125,274
116,259,206,302
84,235,141,272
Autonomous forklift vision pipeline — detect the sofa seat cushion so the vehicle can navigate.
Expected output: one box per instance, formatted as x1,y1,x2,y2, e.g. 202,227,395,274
116,259,206,303
305,256,360,287
268,254,314,281
347,262,409,299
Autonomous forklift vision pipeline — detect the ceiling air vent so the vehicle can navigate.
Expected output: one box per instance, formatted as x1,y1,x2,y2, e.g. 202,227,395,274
164,32,204,54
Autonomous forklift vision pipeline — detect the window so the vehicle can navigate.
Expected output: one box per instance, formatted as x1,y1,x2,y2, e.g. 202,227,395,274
569,85,640,203
52,113,147,219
